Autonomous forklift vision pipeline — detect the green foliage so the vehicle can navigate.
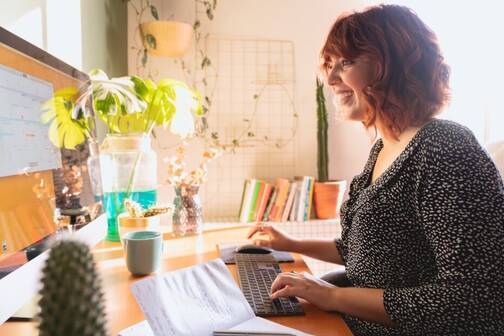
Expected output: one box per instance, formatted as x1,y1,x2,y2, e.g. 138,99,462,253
150,5,159,20
145,34,157,49
316,78,329,182
38,239,107,336
41,70,202,149
41,87,92,149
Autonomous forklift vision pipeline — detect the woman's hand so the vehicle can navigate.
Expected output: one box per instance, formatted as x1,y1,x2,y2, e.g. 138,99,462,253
270,271,338,311
246,223,298,252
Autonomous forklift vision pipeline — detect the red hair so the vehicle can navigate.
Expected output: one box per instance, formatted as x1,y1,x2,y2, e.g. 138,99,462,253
321,5,450,138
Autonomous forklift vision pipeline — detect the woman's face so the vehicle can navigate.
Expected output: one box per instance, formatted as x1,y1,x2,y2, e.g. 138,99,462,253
325,54,375,121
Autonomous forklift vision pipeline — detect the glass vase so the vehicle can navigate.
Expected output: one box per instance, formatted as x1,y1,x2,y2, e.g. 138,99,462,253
100,134,157,242
172,186,203,237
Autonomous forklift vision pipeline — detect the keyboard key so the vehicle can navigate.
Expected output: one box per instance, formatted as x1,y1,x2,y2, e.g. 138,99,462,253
235,253,304,317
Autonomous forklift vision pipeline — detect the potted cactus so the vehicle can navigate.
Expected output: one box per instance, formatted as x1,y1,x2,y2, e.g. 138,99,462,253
313,78,346,219
37,239,107,336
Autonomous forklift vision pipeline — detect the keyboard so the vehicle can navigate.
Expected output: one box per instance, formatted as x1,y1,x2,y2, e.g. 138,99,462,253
235,253,305,317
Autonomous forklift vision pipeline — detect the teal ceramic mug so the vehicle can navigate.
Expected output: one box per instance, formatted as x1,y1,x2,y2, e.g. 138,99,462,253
123,230,163,275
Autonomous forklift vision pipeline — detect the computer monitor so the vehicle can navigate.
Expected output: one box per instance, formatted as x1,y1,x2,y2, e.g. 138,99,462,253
0,27,107,323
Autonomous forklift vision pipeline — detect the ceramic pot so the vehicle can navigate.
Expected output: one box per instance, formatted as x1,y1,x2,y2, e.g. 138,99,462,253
140,21,193,57
118,212,168,246
313,180,347,219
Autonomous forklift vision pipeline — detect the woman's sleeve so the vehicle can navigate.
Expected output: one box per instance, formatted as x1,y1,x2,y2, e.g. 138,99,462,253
383,127,504,334
334,238,347,265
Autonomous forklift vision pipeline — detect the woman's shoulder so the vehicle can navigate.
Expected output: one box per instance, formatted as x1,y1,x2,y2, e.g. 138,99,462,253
413,119,481,158
412,119,500,181
417,119,476,146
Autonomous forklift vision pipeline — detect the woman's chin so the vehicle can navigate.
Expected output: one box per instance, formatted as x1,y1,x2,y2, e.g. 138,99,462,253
335,106,365,122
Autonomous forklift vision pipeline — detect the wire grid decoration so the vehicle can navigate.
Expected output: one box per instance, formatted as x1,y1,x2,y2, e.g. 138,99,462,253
200,37,298,220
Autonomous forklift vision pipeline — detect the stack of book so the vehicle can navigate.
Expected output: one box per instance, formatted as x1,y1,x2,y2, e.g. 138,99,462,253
238,176,315,223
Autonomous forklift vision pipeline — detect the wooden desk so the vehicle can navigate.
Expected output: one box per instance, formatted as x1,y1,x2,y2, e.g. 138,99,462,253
0,226,352,336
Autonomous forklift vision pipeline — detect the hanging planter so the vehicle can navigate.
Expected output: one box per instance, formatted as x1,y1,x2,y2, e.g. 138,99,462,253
140,21,193,57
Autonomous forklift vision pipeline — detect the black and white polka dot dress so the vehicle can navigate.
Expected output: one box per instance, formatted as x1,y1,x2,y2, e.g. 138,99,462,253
335,119,504,335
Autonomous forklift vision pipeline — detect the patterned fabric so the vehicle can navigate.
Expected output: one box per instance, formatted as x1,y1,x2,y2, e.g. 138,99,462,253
335,119,504,336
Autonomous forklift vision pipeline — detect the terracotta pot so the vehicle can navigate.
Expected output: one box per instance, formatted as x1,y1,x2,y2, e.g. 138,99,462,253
140,21,193,57
313,180,347,219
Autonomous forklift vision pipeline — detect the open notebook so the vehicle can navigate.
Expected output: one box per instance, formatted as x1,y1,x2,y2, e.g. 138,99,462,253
119,259,309,336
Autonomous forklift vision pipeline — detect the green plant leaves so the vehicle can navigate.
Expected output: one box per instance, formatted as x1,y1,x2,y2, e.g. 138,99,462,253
201,56,211,69
141,48,148,67
131,76,149,100
41,88,89,149
145,34,157,49
150,5,159,20
41,71,204,148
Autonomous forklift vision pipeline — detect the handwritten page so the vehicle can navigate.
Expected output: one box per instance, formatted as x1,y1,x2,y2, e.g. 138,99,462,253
130,259,254,336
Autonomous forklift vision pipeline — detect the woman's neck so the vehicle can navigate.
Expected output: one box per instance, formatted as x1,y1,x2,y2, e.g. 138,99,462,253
376,122,420,150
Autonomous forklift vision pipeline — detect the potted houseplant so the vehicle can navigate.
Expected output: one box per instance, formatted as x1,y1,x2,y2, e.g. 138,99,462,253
313,78,346,219
42,69,202,241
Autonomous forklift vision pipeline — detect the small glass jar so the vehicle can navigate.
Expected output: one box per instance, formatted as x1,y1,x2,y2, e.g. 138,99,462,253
100,134,157,242
172,185,203,237
117,212,165,246
87,139,103,203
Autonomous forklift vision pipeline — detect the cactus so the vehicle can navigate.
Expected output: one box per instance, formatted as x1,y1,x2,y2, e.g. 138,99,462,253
38,239,107,336
316,77,329,182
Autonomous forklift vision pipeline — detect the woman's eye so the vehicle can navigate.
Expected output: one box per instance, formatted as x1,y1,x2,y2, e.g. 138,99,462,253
324,62,334,70
341,59,353,67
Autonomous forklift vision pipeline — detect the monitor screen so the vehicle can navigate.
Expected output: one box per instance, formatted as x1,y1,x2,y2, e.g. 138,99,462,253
0,27,103,279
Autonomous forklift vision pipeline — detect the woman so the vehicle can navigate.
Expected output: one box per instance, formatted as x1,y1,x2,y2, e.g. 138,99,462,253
247,5,504,335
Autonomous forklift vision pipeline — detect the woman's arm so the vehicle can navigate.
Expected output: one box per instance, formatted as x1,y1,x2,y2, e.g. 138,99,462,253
332,287,393,326
270,272,393,326
247,224,345,265
291,238,344,264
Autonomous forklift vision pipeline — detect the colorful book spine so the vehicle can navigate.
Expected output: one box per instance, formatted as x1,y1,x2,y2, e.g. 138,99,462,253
281,182,297,222
247,180,263,222
270,178,290,222
239,180,252,223
296,177,308,221
262,187,278,222
289,188,298,221
238,180,249,222
304,177,314,221
255,183,272,222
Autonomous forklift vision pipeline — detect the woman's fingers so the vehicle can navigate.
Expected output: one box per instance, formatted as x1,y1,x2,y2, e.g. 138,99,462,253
270,285,295,300
253,239,271,248
246,222,272,239
246,226,260,239
271,272,298,293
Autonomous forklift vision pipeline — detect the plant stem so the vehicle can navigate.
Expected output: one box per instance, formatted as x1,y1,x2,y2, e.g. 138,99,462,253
316,78,329,182
124,88,163,200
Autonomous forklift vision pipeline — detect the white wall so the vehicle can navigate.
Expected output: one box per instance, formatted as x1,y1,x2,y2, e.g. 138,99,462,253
0,0,83,70
127,0,373,215
1,0,128,76
128,0,504,217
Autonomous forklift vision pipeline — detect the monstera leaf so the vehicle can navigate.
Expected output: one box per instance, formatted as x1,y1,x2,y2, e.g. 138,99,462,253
41,87,91,149
41,70,204,149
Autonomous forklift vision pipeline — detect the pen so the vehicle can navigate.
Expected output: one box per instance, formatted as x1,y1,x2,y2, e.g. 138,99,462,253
213,331,296,336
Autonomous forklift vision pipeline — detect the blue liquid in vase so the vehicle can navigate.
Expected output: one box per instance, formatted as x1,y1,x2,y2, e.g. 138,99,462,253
103,190,157,242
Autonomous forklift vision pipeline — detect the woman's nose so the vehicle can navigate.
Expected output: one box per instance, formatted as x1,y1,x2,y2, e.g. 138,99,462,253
327,68,341,86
